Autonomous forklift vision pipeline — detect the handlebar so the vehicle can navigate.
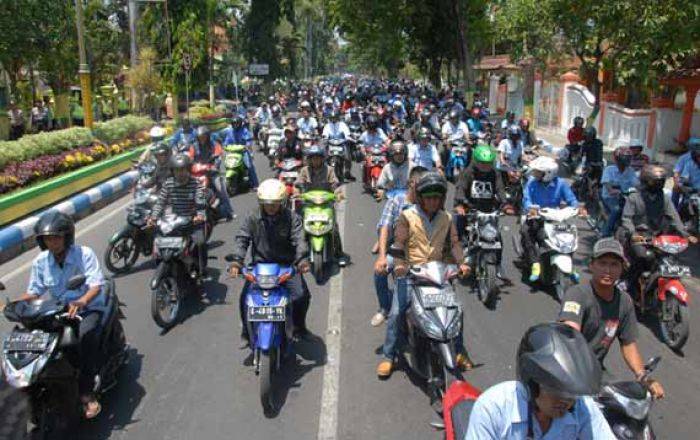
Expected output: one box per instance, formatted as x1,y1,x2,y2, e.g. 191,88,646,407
57,312,83,322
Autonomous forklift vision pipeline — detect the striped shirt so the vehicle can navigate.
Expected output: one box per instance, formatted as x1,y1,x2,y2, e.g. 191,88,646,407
151,177,206,219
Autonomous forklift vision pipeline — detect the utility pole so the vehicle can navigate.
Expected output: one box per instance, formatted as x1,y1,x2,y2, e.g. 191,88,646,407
128,0,138,110
74,0,93,128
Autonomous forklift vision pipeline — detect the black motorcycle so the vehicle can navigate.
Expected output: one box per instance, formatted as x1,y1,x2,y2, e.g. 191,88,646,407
464,210,503,309
326,138,347,182
0,276,128,439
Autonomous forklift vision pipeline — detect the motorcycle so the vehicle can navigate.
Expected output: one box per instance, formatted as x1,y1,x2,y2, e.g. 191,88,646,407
301,190,337,282
679,179,700,234
104,163,159,274
234,260,295,413
326,138,347,182
266,127,284,167
630,227,691,350
362,144,387,193
223,144,249,195
445,139,470,182
561,140,584,176
404,262,464,401
513,206,580,302
149,214,205,330
1,275,128,438
596,356,661,439
464,210,503,308
277,157,303,200
439,380,482,439
348,122,363,161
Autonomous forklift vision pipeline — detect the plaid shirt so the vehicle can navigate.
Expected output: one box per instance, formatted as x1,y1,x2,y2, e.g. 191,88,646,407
377,192,410,241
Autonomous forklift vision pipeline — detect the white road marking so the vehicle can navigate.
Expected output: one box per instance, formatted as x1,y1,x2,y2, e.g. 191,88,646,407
317,200,346,440
1,195,133,283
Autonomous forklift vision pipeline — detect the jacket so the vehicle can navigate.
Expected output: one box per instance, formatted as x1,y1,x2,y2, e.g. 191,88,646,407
621,190,688,238
454,164,505,212
231,209,308,266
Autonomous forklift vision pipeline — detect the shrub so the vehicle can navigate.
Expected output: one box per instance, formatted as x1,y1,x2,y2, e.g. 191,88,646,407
92,115,154,144
0,127,93,170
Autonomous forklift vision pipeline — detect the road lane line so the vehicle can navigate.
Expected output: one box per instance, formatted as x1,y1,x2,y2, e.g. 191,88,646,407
1,195,132,283
317,200,346,440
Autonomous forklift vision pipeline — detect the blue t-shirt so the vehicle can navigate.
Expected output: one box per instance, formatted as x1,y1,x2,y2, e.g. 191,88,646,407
601,165,639,199
522,177,578,212
677,153,700,189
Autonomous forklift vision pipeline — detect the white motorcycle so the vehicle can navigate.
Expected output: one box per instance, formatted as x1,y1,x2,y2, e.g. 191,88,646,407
266,127,285,167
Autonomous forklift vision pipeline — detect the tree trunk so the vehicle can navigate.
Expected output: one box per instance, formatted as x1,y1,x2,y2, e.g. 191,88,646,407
429,57,442,88
452,0,473,90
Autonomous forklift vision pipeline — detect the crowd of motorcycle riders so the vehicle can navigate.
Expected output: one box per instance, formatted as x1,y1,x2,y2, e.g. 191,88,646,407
3,75,700,439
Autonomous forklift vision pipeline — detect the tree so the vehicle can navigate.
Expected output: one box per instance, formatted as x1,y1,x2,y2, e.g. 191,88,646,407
126,47,162,113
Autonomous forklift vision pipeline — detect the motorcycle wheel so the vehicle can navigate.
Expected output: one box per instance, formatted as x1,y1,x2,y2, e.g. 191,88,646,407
151,275,182,330
227,178,238,196
0,381,29,440
104,235,139,274
259,349,277,413
478,263,499,309
658,296,690,350
313,250,325,282
554,270,571,303
335,161,344,183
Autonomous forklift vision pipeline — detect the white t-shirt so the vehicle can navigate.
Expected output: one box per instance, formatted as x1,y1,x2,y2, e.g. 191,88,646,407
497,138,523,171
322,121,351,140
441,120,470,141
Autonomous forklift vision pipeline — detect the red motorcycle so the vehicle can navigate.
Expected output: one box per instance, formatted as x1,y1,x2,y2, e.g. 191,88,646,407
437,380,482,439
362,143,387,193
631,228,691,350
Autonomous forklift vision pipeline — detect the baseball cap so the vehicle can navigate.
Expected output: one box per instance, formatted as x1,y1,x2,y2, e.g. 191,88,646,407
592,238,627,263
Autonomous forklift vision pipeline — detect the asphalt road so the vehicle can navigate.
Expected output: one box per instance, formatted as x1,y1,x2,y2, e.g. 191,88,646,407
2,147,700,440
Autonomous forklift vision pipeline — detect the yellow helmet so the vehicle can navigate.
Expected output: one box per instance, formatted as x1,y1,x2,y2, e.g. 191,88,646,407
257,179,287,205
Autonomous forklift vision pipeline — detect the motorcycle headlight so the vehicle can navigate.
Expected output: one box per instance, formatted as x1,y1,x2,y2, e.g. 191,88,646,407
2,337,57,388
411,299,444,340
444,309,462,339
305,221,333,235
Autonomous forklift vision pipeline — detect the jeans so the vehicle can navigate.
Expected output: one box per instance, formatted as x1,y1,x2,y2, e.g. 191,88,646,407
77,312,102,395
212,174,234,217
601,196,622,237
373,255,394,315
520,218,546,266
242,150,259,188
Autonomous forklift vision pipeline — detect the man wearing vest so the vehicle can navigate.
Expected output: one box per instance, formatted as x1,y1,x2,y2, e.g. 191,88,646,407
377,172,473,377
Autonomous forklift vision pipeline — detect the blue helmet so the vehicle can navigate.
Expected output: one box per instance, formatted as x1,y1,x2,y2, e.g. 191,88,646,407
305,144,325,158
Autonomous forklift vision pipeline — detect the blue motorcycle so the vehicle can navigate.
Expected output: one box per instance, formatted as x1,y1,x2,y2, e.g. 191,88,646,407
445,139,470,182
241,263,295,412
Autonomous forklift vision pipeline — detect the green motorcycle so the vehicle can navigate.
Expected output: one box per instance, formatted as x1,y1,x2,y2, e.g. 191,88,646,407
301,190,337,281
224,144,249,195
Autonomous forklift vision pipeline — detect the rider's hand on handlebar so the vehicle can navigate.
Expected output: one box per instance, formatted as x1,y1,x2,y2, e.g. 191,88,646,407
527,207,539,218
193,214,205,224
631,234,646,244
297,261,311,274
458,263,471,278
688,235,698,245
228,264,241,279
374,256,388,275
644,378,665,400
68,298,88,319
394,264,408,277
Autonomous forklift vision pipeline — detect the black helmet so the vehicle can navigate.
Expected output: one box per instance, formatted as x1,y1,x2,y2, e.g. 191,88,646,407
517,322,601,399
153,142,171,157
449,109,460,120
366,115,379,130
35,211,75,250
640,165,667,192
507,125,521,138
329,110,340,121
416,172,447,198
573,116,584,127
169,153,192,171
584,126,597,138
420,109,431,120
231,115,243,128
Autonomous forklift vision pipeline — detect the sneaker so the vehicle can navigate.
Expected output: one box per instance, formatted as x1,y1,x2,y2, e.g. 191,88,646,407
337,254,350,267
376,359,393,378
455,353,474,371
529,263,541,283
370,312,386,327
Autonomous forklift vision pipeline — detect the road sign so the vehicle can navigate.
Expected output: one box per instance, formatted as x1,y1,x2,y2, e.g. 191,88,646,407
248,64,269,76
182,53,192,72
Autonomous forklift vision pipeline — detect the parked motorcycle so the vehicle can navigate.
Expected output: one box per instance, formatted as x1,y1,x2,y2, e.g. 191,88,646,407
326,138,347,182
404,262,464,400
1,275,128,439
596,356,662,439
630,227,691,350
149,214,204,329
513,207,580,301
223,144,249,195
362,144,387,193
445,139,470,182
301,190,337,281
464,210,503,308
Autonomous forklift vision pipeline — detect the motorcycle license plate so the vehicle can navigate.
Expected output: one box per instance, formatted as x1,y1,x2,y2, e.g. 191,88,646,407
155,236,185,249
248,306,286,322
4,331,51,352
280,171,298,179
330,147,344,154
421,292,458,308
306,213,329,222
480,241,502,249
225,156,241,167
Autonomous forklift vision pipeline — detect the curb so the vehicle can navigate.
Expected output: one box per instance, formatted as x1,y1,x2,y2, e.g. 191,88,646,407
0,171,137,264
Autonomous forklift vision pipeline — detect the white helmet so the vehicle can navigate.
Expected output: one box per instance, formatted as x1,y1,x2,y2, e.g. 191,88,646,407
629,138,644,149
149,125,166,141
257,179,287,205
324,97,333,105
529,156,559,183
300,100,311,110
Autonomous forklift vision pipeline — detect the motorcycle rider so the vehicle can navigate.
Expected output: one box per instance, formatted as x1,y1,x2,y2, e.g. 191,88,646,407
409,126,443,172
441,108,470,164
566,116,585,159
411,108,440,140
671,137,700,209
465,322,614,439
322,110,355,180
253,101,272,140
497,125,524,184
218,115,260,190
628,139,650,175
15,212,108,419
580,127,604,182
521,156,586,282
169,118,196,151
619,165,697,299
360,114,389,153
454,145,509,242
559,238,665,399
194,125,234,221
376,172,473,377
229,179,313,344
466,107,484,136
376,140,410,200
277,125,303,162
600,147,638,237
297,103,319,136
269,105,284,129
149,154,208,275
500,111,516,130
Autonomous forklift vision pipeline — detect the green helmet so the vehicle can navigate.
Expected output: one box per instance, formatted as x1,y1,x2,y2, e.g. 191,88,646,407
473,144,496,164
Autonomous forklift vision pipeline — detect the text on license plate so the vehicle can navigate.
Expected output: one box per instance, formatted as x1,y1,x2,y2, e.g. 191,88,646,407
248,306,286,322
421,293,457,308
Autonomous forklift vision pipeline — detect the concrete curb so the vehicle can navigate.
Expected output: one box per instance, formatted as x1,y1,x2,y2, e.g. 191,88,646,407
0,171,137,264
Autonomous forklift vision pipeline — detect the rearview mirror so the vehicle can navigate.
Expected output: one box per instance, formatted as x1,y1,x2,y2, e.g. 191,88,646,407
645,356,662,373
66,275,86,291
224,254,236,263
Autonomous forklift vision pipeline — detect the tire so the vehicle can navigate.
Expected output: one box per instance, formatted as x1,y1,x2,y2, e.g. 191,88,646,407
259,349,277,413
312,249,325,282
479,262,499,308
658,296,690,350
227,178,237,196
0,381,29,440
104,234,139,274
151,275,182,330
555,270,571,303
335,161,344,183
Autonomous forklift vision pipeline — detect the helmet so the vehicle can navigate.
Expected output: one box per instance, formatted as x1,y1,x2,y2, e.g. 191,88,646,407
196,125,210,137
149,125,166,141
345,92,354,101
420,109,431,120
449,109,460,120
613,147,632,167
324,97,333,105
389,141,407,161
418,126,431,141
231,116,243,128
153,142,171,157
329,110,340,121
35,211,75,250
473,145,496,164
271,105,281,114
507,125,521,138
169,153,192,171
517,322,601,400
584,126,597,138
305,144,325,158
640,165,667,192
688,137,700,153
416,172,448,198
573,116,584,127
366,115,379,130
300,100,311,110
629,138,644,151
392,100,402,109
529,156,558,183
257,178,287,205
471,108,481,118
